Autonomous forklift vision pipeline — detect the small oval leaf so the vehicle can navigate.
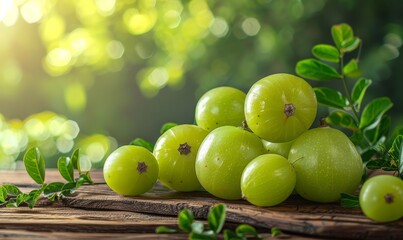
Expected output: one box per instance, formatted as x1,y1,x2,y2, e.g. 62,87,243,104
43,182,65,196
343,59,361,78
359,97,393,130
160,122,178,134
342,37,361,53
71,149,80,172
314,87,349,109
235,224,258,237
340,193,360,208
208,203,226,234
1,184,22,196
296,59,340,81
312,44,339,63
331,23,354,50
178,208,194,233
23,147,46,184
0,186,7,202
326,111,358,130
130,138,154,152
351,78,372,111
363,115,390,146
155,226,177,234
57,157,75,183
271,227,283,237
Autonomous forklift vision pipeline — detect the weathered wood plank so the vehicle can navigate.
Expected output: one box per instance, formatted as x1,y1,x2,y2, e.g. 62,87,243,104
0,206,178,233
1,170,402,240
0,230,189,240
61,183,402,240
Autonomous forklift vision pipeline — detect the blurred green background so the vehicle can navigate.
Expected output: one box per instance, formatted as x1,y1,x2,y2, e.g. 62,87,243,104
0,0,402,169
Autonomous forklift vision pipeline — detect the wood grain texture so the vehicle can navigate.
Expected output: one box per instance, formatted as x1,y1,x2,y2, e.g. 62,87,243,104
1,170,402,240
62,183,402,240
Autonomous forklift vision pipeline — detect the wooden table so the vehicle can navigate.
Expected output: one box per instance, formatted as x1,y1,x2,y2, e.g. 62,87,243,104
0,170,402,239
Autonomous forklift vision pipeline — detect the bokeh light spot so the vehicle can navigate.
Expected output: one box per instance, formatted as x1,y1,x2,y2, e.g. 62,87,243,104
149,67,169,88
164,10,181,29
107,40,125,59
210,17,229,38
95,0,116,16
123,8,157,35
1,1,18,27
242,18,261,36
65,82,87,113
21,0,44,24
46,48,72,67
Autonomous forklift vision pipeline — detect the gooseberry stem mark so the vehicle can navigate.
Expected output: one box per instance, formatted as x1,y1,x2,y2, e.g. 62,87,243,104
137,162,148,174
284,103,295,117
384,193,394,204
178,142,191,155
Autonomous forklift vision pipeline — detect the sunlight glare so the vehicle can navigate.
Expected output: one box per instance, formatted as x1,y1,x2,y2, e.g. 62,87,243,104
0,0,13,22
46,48,72,67
95,0,116,16
0,0,18,27
21,0,43,24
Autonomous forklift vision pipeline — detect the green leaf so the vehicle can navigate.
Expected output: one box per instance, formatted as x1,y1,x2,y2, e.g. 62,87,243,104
331,23,354,50
364,115,390,146
224,229,245,240
178,208,194,233
76,172,94,188
160,122,178,134
191,221,204,234
312,44,340,63
43,182,65,196
271,227,283,237
208,203,226,234
130,138,154,152
6,201,18,208
0,186,7,202
71,149,80,172
23,147,46,184
343,59,361,78
340,193,360,208
235,224,258,237
16,193,30,206
61,182,77,196
314,87,348,109
342,37,361,53
365,158,397,172
155,226,177,234
388,135,403,178
359,97,393,130
296,59,340,81
57,157,75,183
1,184,22,196
46,193,60,202
189,232,216,240
26,184,46,208
351,78,372,111
326,111,358,130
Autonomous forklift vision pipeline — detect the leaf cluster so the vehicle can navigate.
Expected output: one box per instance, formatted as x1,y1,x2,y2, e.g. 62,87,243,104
0,148,93,208
295,23,403,180
156,203,282,239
